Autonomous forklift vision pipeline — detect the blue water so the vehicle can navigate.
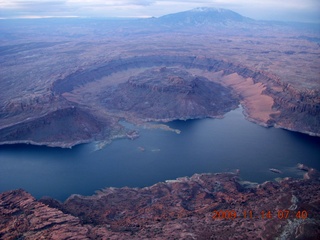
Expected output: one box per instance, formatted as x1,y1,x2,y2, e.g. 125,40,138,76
0,107,319,201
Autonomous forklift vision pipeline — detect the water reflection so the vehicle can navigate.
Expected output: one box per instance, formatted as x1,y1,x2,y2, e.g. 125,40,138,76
0,107,319,201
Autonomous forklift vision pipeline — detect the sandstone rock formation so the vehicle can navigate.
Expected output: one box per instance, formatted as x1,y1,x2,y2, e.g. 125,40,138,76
1,169,319,239
0,189,89,239
53,55,319,137
0,107,124,148
100,67,239,120
1,54,319,148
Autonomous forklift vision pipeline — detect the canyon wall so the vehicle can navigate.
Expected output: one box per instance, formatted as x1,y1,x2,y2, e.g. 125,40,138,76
1,170,319,239
0,55,318,148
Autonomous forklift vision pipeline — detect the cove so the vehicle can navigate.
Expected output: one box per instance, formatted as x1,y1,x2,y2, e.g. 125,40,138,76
0,106,319,201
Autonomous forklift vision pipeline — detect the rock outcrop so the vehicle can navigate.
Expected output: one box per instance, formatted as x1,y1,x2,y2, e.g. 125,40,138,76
52,55,320,137
1,55,318,148
0,189,89,239
1,169,319,239
100,67,239,120
270,86,320,135
0,107,123,148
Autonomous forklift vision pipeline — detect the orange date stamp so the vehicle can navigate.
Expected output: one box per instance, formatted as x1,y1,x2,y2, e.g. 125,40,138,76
212,210,308,220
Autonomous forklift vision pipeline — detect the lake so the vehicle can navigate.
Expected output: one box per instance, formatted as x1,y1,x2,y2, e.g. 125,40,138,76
0,106,319,201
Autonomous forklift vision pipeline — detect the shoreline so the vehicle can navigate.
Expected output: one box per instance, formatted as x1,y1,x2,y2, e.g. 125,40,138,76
0,109,319,149
1,168,319,239
1,57,319,149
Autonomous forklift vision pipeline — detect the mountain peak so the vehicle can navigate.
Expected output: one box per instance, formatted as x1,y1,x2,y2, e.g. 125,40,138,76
191,7,227,13
158,7,252,26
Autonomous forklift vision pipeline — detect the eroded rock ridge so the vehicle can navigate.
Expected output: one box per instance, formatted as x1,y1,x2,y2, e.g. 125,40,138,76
101,67,239,120
1,169,319,239
0,55,319,148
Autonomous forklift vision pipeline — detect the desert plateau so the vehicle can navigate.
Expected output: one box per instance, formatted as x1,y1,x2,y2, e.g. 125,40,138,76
0,5,320,240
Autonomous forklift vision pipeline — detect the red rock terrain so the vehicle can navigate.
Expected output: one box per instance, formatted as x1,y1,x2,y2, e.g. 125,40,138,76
1,10,319,240
1,54,318,148
55,55,320,136
0,12,319,148
1,168,319,239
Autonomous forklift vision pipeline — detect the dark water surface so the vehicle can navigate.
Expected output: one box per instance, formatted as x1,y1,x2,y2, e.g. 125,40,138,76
0,107,319,201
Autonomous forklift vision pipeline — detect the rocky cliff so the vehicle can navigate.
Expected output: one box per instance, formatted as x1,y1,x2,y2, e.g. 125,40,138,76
100,67,239,120
0,106,123,148
1,55,318,148
0,189,89,239
52,55,320,136
1,169,319,239
270,85,320,135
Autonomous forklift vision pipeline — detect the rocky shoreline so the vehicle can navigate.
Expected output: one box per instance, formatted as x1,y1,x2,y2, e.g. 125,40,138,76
0,56,319,148
1,167,319,239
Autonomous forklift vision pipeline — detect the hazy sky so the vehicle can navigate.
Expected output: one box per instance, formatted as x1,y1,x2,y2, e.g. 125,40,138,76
0,0,319,22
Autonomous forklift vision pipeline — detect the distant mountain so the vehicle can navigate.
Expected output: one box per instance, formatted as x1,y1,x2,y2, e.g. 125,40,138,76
157,7,253,26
